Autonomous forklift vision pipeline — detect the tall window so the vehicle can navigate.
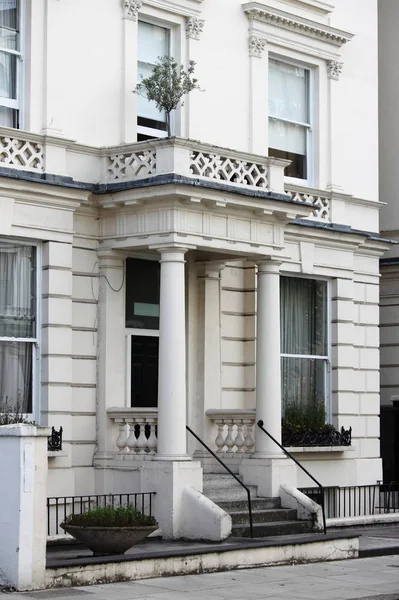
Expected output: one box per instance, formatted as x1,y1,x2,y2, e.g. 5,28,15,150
280,277,328,419
0,0,20,128
0,242,36,413
137,21,169,141
269,58,311,181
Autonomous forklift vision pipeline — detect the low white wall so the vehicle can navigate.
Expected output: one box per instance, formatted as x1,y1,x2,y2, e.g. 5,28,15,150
180,486,231,541
280,484,324,532
0,425,50,591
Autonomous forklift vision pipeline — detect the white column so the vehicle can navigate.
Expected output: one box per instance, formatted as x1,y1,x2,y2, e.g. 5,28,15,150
157,248,189,459
255,260,282,454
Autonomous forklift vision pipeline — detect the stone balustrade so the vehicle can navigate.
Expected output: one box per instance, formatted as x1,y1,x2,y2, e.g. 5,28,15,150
206,409,256,453
107,408,158,456
0,127,378,229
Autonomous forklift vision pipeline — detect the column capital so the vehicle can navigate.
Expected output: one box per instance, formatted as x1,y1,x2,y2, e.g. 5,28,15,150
197,261,225,280
156,247,189,263
256,259,282,275
97,249,127,268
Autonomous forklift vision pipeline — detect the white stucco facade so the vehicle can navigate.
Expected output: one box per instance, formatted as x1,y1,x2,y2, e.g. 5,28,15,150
0,0,388,534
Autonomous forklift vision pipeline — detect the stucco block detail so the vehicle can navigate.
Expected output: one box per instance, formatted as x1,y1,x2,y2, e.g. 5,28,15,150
331,299,355,322
43,241,72,269
41,325,72,354
72,358,97,385
358,438,380,459
72,275,99,301
366,416,380,437
72,247,98,273
359,393,380,415
42,356,72,383
42,268,72,297
359,304,379,325
334,278,354,300
42,297,72,326
359,348,379,370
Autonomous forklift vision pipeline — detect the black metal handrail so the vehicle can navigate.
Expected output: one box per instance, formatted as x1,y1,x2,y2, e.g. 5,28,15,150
186,425,253,538
257,420,327,534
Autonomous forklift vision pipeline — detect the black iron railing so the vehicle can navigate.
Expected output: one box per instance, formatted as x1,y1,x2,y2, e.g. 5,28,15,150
47,492,156,537
299,482,399,519
48,427,63,451
257,420,327,534
282,426,352,447
186,425,254,538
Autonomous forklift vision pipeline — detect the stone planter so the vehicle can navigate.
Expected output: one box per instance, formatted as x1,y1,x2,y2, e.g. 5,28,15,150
60,522,158,556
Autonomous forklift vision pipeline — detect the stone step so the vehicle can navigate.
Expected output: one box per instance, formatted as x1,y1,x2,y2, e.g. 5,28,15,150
216,497,281,512
232,519,314,538
229,508,298,525
204,486,259,503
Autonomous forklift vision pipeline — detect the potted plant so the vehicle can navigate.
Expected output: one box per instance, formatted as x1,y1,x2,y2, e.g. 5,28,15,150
134,56,202,137
282,400,351,447
61,505,158,556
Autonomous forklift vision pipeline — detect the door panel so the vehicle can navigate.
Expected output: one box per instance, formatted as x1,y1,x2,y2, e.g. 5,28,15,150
131,336,159,408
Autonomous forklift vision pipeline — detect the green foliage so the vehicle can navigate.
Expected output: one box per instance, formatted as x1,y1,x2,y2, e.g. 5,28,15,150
134,56,202,135
283,400,332,431
0,396,34,425
65,506,157,528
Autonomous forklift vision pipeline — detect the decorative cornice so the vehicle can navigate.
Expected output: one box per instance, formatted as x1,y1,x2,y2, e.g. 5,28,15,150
122,0,142,20
243,2,353,48
185,16,204,39
327,60,343,81
249,35,267,58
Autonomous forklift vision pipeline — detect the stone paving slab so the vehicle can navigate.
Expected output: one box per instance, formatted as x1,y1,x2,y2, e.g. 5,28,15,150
10,555,399,600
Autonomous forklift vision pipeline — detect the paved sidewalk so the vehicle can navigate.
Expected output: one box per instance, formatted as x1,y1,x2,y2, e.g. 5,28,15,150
11,554,399,600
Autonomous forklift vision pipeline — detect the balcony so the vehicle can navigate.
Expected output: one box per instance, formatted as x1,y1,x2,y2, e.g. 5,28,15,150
0,127,380,231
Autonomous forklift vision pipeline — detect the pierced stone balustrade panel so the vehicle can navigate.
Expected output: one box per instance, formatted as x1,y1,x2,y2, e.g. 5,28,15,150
285,185,331,221
190,151,269,189
108,408,158,458
106,148,157,181
206,409,256,454
0,133,44,172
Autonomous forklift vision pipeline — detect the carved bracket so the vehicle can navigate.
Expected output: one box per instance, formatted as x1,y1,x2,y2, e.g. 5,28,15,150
122,0,143,21
249,35,267,58
327,60,343,81
186,17,205,40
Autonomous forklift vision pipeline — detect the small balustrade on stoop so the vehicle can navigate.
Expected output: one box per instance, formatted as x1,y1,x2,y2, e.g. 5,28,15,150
207,409,256,454
108,409,158,456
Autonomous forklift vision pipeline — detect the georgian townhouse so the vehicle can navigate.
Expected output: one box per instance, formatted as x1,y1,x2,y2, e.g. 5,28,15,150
0,0,388,538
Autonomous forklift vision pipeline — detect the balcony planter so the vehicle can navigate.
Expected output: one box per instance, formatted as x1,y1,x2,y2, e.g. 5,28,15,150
60,506,158,556
282,425,352,447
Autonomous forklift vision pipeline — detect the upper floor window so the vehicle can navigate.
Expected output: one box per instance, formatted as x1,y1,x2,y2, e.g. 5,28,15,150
280,276,329,422
137,21,170,141
0,0,20,128
0,242,36,414
269,58,311,182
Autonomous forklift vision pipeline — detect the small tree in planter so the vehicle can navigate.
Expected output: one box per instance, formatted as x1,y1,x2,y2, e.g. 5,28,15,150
134,56,202,137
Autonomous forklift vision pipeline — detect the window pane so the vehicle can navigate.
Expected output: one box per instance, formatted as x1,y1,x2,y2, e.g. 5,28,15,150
269,59,309,123
0,341,32,413
125,258,160,330
281,356,325,417
0,49,16,99
0,1,17,51
0,243,36,338
138,21,168,65
0,105,17,126
269,119,306,155
280,277,327,356
137,22,168,124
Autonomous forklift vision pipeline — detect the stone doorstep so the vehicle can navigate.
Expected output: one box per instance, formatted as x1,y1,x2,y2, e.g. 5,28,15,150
45,532,359,588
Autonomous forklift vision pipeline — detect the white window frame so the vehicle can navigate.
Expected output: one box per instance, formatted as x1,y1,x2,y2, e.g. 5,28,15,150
137,17,176,140
268,54,315,186
0,0,23,128
280,273,331,423
0,238,41,422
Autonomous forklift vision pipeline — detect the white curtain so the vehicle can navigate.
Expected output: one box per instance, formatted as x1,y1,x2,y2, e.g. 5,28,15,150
280,277,327,413
137,21,168,122
268,58,308,154
0,243,34,412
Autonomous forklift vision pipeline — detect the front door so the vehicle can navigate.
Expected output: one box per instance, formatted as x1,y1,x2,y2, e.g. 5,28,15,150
130,335,159,408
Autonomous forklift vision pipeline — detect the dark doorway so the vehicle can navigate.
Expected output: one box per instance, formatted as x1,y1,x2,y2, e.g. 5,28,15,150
131,336,159,408
380,401,399,483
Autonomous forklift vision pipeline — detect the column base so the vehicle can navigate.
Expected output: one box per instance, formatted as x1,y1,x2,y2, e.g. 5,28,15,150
239,455,297,498
140,460,203,539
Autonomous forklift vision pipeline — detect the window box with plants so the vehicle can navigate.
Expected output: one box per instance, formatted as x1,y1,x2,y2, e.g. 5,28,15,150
282,400,352,448
61,506,158,556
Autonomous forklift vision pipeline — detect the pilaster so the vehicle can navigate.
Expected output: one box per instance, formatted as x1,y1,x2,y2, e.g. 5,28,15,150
95,249,126,472
248,30,268,155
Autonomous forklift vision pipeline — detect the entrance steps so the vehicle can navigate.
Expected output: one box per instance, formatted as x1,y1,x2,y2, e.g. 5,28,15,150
203,474,314,538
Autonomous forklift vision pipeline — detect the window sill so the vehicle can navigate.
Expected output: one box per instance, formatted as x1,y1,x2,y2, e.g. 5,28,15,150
284,445,355,454
48,450,68,458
